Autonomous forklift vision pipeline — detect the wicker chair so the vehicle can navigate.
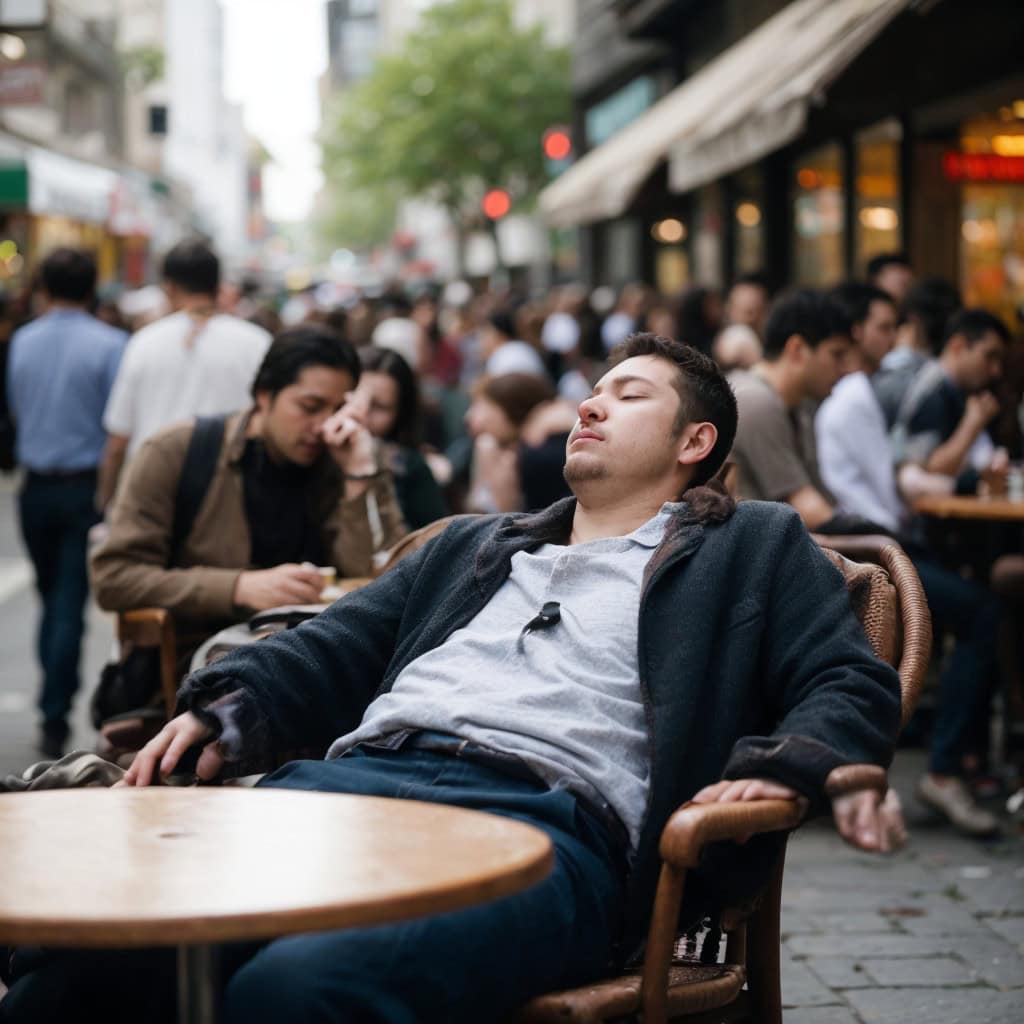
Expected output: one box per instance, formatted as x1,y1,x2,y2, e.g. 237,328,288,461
515,536,932,1024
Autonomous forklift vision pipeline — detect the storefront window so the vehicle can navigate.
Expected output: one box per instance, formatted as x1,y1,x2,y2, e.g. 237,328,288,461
957,108,1024,325
855,120,901,271
692,184,723,287
732,166,764,276
791,143,844,285
606,217,642,287
651,217,688,293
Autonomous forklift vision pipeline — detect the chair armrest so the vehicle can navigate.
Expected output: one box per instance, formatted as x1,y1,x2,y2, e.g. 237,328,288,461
659,799,804,869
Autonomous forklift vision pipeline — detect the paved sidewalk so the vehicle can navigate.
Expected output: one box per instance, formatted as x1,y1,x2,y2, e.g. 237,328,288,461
781,749,1024,1023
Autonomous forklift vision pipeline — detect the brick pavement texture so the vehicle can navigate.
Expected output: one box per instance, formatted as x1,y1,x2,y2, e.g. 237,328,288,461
779,751,1024,1022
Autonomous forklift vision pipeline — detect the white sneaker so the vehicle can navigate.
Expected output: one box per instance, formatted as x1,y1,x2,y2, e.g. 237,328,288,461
916,774,999,836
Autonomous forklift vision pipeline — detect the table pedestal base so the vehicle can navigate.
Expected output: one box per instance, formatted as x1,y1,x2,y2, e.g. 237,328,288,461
178,944,219,1024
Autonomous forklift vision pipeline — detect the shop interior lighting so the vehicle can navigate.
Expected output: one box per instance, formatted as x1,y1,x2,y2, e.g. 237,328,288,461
0,34,26,61
1014,100,1024,120
735,203,761,227
992,135,1024,157
859,207,899,231
651,218,686,244
796,168,820,189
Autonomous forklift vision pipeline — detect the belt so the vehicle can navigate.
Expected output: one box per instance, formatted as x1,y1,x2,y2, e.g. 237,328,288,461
26,468,97,484
401,730,631,853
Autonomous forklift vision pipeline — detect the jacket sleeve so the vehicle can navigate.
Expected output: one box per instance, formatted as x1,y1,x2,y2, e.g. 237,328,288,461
325,470,408,578
177,531,439,769
721,512,901,808
90,431,240,619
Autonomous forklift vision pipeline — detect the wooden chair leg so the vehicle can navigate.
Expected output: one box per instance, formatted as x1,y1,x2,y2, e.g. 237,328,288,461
743,846,787,1024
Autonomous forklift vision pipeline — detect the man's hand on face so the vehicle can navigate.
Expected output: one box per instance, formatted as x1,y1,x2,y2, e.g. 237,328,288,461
113,712,222,787
233,563,323,610
321,395,377,477
692,778,906,853
965,391,1000,430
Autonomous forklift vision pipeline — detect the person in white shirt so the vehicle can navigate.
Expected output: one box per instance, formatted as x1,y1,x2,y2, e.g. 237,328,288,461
816,283,905,532
98,240,271,507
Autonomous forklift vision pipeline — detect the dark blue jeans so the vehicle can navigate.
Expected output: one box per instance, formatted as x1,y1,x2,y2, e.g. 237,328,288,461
913,557,1002,776
18,472,99,733
0,748,627,1024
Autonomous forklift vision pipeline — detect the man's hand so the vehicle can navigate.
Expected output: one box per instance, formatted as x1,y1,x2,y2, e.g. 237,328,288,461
233,564,323,610
321,397,377,478
114,712,222,786
832,787,906,852
965,391,1000,431
691,778,808,843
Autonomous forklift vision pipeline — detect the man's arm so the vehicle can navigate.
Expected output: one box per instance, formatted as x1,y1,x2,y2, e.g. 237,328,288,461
96,432,129,511
720,511,902,807
924,392,999,477
786,484,834,530
121,532,442,783
90,432,242,618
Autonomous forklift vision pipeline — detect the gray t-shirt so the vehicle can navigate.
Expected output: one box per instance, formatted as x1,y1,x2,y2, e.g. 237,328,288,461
329,505,683,849
728,368,832,503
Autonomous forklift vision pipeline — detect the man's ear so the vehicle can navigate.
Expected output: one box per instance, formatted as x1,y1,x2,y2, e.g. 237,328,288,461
782,333,808,362
677,421,718,471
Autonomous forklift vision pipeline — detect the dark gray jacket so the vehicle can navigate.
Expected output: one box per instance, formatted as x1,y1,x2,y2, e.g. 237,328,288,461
180,491,900,955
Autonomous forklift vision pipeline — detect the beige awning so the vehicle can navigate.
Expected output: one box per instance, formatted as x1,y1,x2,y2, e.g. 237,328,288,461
538,0,911,228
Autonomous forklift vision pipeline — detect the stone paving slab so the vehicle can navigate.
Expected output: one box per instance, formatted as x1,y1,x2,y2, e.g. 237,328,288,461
858,956,977,987
982,915,1024,948
781,957,838,1006
783,1008,860,1024
845,986,1024,1024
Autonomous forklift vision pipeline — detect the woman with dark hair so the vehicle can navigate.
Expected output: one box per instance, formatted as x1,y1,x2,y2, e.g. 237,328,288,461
352,347,447,530
462,372,571,513
676,286,723,356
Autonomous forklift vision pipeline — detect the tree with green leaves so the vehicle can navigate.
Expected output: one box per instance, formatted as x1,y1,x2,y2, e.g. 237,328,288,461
320,0,570,271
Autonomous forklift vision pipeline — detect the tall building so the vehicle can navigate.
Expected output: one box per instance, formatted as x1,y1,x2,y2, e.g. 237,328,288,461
163,0,248,263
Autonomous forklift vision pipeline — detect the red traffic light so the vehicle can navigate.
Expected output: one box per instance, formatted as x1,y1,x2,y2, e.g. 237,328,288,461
481,188,511,220
543,127,572,161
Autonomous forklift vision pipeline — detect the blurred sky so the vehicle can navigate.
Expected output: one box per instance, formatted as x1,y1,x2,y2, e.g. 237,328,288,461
222,0,328,223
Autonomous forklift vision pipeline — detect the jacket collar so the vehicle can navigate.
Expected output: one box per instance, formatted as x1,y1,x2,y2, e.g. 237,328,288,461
474,484,736,587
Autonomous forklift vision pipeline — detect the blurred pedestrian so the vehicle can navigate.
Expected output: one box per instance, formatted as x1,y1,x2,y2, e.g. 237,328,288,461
600,282,648,352
867,252,914,307
724,272,771,334
480,310,547,378
873,276,961,427
98,240,272,508
676,285,722,356
6,248,127,757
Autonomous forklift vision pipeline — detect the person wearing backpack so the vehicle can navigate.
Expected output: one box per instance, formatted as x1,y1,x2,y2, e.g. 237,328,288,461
89,325,406,686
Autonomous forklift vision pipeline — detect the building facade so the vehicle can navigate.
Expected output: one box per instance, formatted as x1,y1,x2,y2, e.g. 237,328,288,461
545,0,1024,325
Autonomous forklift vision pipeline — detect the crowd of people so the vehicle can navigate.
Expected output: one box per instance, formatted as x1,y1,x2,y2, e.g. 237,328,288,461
2,234,1023,1021
3,242,1023,816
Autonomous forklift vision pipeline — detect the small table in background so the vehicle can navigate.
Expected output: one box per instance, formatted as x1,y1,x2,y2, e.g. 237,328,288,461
0,788,553,1024
911,494,1024,522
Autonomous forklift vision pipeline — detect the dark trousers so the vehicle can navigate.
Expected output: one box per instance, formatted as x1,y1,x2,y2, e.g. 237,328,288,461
0,748,626,1024
17,472,99,733
913,557,1002,776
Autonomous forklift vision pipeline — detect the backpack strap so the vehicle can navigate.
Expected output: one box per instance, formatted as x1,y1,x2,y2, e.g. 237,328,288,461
170,415,227,561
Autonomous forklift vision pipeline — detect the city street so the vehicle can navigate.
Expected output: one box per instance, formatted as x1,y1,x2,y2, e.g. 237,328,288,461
1,472,1022,1021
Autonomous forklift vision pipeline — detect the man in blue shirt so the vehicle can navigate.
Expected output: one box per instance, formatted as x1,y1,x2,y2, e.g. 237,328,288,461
6,248,126,756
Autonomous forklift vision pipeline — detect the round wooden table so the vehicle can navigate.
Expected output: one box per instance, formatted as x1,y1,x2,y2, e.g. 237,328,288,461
912,493,1024,521
0,788,554,1023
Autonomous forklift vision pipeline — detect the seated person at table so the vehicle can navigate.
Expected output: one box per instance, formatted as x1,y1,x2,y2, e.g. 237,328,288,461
4,334,902,1024
891,308,1009,494
816,284,1002,835
90,326,406,672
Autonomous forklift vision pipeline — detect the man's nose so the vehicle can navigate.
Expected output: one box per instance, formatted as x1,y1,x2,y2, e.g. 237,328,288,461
577,396,603,421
